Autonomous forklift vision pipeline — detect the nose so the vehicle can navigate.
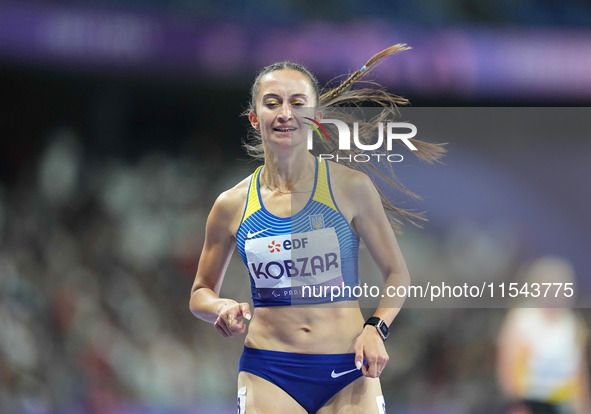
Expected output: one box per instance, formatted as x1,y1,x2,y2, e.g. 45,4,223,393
278,102,292,120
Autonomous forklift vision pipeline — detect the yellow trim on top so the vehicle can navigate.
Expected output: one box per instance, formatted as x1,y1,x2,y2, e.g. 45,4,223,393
547,379,577,403
515,346,529,397
242,166,263,223
312,158,338,212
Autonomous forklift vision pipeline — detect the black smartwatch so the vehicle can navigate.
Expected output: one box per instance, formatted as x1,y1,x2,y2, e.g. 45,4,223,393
364,317,390,341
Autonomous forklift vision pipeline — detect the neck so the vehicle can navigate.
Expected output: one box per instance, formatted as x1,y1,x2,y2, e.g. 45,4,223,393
261,148,316,192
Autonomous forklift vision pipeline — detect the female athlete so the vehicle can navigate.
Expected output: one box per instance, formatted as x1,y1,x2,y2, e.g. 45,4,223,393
190,45,444,413
497,257,591,414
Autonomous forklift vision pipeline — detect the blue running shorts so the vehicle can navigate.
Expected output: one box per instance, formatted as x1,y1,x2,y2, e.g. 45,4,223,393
239,346,364,413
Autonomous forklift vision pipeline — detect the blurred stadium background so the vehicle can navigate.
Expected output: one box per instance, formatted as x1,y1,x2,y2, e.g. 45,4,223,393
1,1,590,413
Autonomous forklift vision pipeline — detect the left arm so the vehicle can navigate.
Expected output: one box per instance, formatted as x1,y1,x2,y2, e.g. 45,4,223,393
349,172,411,377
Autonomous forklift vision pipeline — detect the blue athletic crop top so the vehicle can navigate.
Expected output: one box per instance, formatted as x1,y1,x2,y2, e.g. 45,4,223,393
236,157,360,307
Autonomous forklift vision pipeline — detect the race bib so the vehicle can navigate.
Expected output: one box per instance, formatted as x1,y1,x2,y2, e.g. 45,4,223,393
245,228,343,300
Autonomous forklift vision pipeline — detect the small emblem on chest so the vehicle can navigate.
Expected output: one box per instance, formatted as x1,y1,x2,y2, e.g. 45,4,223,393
309,214,325,230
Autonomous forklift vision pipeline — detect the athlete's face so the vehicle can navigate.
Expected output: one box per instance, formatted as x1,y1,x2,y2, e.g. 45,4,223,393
249,69,320,151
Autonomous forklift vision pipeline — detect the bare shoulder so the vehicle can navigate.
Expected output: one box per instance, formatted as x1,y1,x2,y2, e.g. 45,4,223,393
326,160,375,198
209,173,253,235
325,160,378,223
214,175,251,211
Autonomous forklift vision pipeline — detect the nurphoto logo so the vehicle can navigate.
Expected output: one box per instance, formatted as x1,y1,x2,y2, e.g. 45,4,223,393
306,118,418,163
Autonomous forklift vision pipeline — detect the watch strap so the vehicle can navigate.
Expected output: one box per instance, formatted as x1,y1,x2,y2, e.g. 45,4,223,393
364,317,382,328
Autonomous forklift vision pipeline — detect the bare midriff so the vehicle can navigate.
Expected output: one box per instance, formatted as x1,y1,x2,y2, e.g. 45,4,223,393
244,301,365,354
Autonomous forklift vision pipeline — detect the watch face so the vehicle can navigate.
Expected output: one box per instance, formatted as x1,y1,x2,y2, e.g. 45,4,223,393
378,321,389,339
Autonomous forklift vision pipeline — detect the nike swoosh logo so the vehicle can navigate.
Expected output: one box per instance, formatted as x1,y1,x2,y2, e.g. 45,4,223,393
247,228,271,238
330,368,358,378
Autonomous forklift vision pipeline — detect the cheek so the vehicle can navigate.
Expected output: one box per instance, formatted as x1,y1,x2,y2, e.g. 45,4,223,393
258,112,275,128
252,108,269,127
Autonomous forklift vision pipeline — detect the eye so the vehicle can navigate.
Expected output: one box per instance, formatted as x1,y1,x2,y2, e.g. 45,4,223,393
265,100,279,108
291,100,305,106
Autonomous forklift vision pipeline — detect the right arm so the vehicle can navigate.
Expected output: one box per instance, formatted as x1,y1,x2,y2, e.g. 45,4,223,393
189,189,251,337
496,309,525,400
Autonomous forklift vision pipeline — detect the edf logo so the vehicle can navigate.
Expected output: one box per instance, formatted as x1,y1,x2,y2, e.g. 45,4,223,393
268,237,309,253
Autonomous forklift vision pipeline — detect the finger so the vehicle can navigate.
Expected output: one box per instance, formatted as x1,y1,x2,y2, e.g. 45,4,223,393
217,314,234,336
229,319,246,335
239,303,252,321
214,321,230,337
354,346,363,371
369,361,382,378
230,322,246,335
218,317,233,336
376,353,389,376
376,359,386,376
366,357,379,378
225,310,248,336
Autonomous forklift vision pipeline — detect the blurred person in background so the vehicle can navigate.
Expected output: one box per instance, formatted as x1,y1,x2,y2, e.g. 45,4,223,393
497,256,591,414
189,45,444,413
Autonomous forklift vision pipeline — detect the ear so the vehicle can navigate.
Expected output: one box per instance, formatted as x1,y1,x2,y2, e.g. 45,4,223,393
314,110,323,123
249,111,260,130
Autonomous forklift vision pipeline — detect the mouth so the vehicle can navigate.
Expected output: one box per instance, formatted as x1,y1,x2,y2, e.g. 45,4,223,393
273,127,296,132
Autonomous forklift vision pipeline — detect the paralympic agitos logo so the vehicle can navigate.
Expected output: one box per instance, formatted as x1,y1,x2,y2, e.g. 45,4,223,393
304,117,418,163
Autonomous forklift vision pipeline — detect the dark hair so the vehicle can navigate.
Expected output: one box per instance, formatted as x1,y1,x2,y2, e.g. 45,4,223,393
243,44,446,232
